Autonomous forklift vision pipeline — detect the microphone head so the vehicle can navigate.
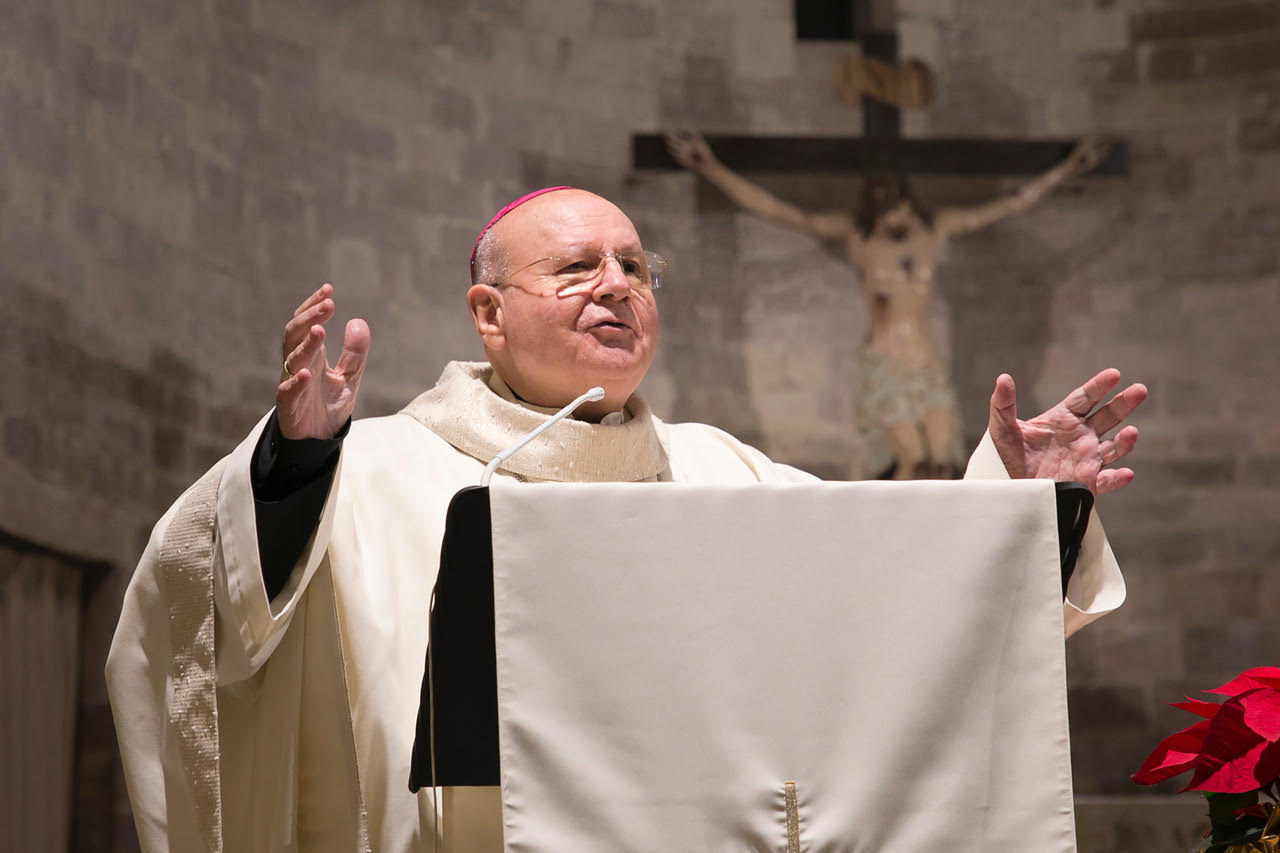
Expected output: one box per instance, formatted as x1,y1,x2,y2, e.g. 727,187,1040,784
585,386,605,402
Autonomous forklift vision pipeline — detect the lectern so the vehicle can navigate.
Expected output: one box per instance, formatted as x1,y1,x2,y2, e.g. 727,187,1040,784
413,480,1088,852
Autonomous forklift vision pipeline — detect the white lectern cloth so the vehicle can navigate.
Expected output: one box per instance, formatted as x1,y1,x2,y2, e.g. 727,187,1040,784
489,480,1074,852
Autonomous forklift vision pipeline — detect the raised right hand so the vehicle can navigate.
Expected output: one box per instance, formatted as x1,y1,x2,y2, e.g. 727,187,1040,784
664,130,717,172
276,283,370,440
1066,134,1112,176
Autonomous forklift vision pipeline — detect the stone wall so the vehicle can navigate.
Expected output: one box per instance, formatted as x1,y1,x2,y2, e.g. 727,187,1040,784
2,0,1277,847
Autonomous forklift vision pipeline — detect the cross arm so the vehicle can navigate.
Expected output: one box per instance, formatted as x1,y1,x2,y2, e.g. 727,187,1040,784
633,134,1129,177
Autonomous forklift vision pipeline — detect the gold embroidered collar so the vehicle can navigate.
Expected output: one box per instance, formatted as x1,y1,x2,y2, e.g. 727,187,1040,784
399,361,669,483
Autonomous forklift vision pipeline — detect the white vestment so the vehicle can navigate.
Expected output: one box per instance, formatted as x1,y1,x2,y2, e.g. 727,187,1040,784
107,361,1124,852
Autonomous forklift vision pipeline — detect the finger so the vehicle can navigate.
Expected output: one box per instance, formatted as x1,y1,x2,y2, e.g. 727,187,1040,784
285,298,335,338
283,324,326,377
1106,425,1139,463
1098,426,1138,466
1061,368,1121,417
987,373,1018,435
275,368,318,440
283,298,335,355
1085,383,1148,436
1095,467,1134,495
277,366,312,397
334,318,371,382
293,283,333,319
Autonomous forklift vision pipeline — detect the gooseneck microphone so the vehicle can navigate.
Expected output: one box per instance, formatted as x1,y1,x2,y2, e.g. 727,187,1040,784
479,386,606,486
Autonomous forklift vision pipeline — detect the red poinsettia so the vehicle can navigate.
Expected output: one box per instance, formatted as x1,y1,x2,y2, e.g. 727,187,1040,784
1133,667,1280,793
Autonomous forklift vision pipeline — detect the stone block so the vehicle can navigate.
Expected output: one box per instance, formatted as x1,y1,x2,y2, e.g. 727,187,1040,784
4,416,41,471
154,135,198,186
590,0,657,38
1242,202,1280,236
1240,112,1280,150
1074,796,1208,853
1165,568,1265,623
0,87,71,175
1206,35,1280,77
432,87,478,133
1141,457,1237,489
1182,621,1276,681
253,219,327,283
244,178,306,224
1071,730,1172,794
1130,3,1280,42
214,24,318,93
201,400,258,444
129,68,186,132
1069,618,1185,685
204,62,261,128
326,235,381,293
355,169,464,216
1224,523,1280,564
126,376,201,426
731,16,795,83
1237,453,1280,486
189,439,231,471
1059,8,1129,53
439,12,497,54
1069,685,1150,731
68,39,129,116
1079,49,1138,85
657,54,750,126
1142,42,1198,83
461,142,523,181
149,347,207,388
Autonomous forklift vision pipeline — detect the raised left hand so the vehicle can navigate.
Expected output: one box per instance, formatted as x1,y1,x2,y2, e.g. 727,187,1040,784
987,368,1147,495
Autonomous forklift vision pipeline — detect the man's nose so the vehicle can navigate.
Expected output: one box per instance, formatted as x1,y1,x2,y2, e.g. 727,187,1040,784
591,255,632,300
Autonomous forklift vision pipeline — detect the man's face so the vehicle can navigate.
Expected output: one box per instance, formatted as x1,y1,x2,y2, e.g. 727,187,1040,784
468,191,659,417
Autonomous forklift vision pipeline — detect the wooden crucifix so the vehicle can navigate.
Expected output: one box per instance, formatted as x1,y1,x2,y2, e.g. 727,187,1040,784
635,0,1129,481
634,0,1129,175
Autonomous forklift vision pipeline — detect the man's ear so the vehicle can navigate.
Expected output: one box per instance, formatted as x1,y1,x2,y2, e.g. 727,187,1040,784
467,284,506,350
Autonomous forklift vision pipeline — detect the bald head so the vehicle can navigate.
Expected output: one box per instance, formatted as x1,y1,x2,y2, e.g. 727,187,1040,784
481,189,639,275
464,189,659,420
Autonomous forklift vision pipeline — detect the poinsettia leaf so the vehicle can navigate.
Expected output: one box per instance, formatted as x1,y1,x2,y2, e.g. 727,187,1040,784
1208,667,1280,697
1255,739,1280,784
1174,696,1224,719
1238,688,1280,741
1186,694,1271,793
1133,720,1212,784
1188,739,1272,793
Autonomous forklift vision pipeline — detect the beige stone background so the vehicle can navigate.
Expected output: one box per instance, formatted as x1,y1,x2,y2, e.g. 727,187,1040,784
1,0,1277,849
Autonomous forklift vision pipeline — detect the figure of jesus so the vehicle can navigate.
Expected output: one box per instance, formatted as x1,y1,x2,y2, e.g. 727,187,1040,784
665,131,1111,480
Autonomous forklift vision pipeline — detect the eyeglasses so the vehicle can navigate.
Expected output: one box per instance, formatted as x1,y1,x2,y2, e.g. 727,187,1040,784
496,250,669,295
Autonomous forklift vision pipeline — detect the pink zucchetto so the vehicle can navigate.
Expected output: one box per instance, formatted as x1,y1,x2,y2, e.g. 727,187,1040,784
469,186,576,279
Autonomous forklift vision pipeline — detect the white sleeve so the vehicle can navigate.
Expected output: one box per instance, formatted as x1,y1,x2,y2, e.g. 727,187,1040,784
963,431,1126,638
210,411,343,683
